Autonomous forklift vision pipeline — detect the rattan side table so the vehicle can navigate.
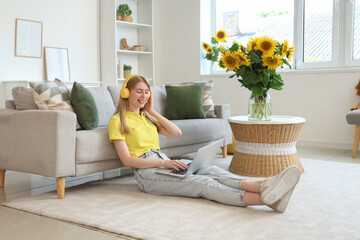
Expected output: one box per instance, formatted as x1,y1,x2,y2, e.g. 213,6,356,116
228,115,306,177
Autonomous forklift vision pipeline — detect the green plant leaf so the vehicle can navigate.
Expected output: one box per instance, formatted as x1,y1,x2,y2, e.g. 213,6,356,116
237,65,247,76
262,73,270,88
282,59,292,69
211,37,218,44
251,84,264,96
229,42,239,52
243,70,256,84
248,51,262,63
269,75,284,90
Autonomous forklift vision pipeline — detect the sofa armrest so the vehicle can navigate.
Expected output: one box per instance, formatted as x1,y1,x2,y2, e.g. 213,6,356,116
0,109,77,177
214,103,231,121
214,103,232,146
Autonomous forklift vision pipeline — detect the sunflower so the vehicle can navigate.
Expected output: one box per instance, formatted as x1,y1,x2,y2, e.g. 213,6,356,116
202,42,210,50
281,40,289,57
237,52,251,66
240,44,246,53
262,54,283,70
215,30,227,42
206,48,214,54
287,46,295,61
218,60,226,69
247,37,258,51
220,51,239,71
255,36,277,55
219,45,226,54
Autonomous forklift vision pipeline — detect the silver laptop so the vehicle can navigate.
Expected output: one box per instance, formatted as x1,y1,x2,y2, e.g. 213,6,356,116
155,139,223,178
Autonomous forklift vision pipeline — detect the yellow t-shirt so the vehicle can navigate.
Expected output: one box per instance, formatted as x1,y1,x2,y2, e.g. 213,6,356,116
108,111,160,157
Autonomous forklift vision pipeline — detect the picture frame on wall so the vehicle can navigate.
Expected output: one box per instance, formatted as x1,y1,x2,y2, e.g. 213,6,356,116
44,47,71,82
15,18,43,58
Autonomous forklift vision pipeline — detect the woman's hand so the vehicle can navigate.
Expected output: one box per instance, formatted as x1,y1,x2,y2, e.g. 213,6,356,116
144,90,182,138
161,160,189,171
144,90,154,113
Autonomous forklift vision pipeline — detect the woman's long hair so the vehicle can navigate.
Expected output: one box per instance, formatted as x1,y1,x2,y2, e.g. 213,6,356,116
115,75,151,134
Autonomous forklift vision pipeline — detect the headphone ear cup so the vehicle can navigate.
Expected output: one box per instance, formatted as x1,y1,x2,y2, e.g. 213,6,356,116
120,88,130,99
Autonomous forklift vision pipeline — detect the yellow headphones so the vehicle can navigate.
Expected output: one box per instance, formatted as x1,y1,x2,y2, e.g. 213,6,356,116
120,74,150,99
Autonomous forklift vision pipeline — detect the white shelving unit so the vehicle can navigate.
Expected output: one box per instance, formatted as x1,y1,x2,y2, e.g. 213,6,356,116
100,0,154,87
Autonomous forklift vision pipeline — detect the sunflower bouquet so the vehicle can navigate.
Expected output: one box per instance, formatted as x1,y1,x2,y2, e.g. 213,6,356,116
202,30,294,120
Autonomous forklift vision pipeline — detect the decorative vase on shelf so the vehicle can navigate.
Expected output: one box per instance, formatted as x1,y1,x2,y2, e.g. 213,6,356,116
248,91,271,121
124,70,131,79
117,59,124,79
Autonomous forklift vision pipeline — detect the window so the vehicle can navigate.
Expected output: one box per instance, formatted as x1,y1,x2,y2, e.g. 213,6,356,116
200,0,360,74
215,0,294,49
303,0,333,63
353,0,360,60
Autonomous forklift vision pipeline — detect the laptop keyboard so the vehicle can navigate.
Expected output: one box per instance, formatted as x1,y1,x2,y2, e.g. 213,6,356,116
171,163,191,175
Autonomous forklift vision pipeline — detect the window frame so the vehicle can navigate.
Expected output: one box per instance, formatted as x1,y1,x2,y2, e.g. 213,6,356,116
345,0,360,66
295,0,340,70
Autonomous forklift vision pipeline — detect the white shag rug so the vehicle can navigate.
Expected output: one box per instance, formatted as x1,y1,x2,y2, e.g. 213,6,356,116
2,158,360,240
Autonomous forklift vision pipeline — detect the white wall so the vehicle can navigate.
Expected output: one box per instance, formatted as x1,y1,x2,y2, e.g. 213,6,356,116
0,0,100,108
153,0,360,148
153,0,200,85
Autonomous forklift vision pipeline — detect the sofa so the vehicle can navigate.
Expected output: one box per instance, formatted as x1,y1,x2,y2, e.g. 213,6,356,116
0,83,232,199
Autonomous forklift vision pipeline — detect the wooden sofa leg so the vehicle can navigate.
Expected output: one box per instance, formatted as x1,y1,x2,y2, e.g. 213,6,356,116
221,146,227,158
0,170,5,188
56,177,66,199
352,125,360,158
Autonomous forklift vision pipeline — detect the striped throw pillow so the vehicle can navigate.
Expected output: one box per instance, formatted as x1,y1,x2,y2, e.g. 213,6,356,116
29,80,73,111
166,80,216,118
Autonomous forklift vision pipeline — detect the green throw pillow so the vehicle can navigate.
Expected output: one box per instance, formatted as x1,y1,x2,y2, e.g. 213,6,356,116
165,85,206,120
71,82,99,130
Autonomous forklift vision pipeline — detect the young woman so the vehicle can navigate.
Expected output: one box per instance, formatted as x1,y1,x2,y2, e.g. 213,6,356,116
108,74,301,213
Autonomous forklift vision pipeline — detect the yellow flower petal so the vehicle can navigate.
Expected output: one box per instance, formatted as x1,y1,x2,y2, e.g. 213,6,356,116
262,54,283,70
247,38,258,51
202,42,210,50
237,52,251,66
215,30,227,42
255,36,277,55
220,51,239,71
206,48,214,54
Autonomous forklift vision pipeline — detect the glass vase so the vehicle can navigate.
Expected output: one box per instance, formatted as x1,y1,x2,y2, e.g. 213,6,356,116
248,92,271,121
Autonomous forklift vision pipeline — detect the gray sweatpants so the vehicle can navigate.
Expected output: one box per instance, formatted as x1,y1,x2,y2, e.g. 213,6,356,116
132,149,246,207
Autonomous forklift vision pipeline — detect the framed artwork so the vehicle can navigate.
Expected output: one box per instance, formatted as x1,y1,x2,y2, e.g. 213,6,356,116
44,47,71,82
15,18,43,58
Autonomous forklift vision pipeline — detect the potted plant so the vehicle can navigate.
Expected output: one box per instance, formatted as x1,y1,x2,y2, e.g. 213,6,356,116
116,4,133,22
124,64,132,79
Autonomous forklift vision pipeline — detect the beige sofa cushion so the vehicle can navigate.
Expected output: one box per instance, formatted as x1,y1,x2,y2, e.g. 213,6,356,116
107,85,122,108
88,87,116,127
159,118,225,149
12,87,39,110
76,127,119,164
151,85,166,116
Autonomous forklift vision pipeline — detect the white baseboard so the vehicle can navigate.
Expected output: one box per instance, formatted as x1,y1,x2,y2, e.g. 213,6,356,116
297,139,353,150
